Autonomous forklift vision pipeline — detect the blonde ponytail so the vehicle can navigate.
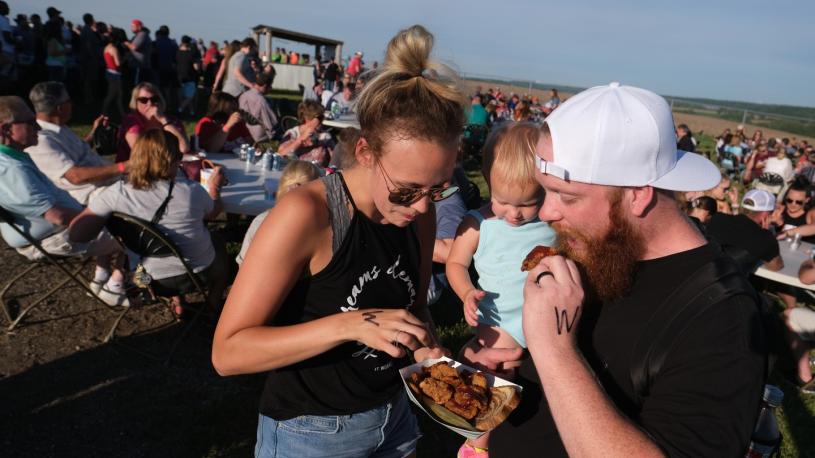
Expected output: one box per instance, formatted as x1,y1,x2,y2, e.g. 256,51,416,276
355,25,466,154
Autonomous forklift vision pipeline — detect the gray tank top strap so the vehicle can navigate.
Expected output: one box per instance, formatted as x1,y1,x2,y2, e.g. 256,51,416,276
322,172,353,254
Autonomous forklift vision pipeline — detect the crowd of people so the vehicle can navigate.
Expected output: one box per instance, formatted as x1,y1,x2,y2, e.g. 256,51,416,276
2,4,815,458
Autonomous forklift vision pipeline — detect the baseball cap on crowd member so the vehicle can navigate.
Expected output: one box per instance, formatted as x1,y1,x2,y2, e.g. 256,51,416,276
131,19,143,28
741,189,776,212
538,82,720,192
46,6,61,17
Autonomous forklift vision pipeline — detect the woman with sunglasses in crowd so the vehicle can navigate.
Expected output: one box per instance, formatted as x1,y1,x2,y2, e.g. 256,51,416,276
115,82,189,163
213,25,462,457
773,176,815,243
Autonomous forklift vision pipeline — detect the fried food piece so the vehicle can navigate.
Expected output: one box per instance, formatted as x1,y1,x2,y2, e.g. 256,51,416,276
453,384,488,412
470,372,488,390
444,397,480,420
520,245,558,272
407,372,425,398
419,377,454,405
428,362,459,380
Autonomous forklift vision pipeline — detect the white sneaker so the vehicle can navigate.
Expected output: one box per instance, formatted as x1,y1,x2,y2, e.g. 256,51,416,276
88,280,105,295
97,287,131,307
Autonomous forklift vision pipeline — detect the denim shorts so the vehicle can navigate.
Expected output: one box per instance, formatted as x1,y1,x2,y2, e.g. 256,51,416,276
255,391,421,458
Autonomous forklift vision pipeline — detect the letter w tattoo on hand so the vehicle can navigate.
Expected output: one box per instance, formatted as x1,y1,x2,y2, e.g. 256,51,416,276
362,310,383,326
554,306,580,335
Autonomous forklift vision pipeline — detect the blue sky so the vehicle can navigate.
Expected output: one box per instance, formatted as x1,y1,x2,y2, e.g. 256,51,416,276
16,0,815,107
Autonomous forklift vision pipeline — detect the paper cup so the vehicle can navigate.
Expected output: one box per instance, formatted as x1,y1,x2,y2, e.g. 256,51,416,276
200,169,213,188
399,356,522,439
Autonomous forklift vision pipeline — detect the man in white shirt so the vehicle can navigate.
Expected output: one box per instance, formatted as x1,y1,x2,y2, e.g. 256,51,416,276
25,82,127,205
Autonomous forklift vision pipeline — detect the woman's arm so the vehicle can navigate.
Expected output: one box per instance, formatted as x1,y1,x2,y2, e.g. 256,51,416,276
446,214,483,327
408,206,446,360
68,207,108,243
212,188,433,375
200,112,242,153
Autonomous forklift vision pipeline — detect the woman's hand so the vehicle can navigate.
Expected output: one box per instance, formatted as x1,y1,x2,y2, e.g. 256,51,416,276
224,111,242,131
463,289,485,327
341,309,434,359
413,346,450,363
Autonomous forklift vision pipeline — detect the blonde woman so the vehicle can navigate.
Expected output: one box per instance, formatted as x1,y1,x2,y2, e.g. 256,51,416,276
213,25,464,457
70,129,227,315
235,161,322,265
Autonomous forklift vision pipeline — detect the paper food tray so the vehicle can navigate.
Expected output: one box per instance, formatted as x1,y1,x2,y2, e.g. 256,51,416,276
399,356,522,439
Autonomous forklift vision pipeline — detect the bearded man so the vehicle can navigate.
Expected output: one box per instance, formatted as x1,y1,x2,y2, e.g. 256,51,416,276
466,83,767,457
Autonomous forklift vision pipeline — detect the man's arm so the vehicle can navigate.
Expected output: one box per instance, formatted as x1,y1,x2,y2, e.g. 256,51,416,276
63,162,125,186
523,258,665,458
763,255,784,272
43,205,82,227
232,56,256,90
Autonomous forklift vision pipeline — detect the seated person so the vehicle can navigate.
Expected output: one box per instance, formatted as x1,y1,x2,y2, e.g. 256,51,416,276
772,177,815,243
69,129,228,314
238,72,278,143
26,82,127,205
784,261,815,394
236,160,321,265
277,100,334,166
705,189,783,274
328,126,360,170
0,96,128,306
195,91,252,153
686,195,717,228
326,83,354,117
116,82,189,162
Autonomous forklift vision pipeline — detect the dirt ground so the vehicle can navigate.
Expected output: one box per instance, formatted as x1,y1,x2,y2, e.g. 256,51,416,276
0,231,466,457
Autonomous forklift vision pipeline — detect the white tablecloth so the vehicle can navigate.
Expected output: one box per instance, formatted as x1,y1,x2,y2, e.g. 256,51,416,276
206,152,282,216
754,240,815,291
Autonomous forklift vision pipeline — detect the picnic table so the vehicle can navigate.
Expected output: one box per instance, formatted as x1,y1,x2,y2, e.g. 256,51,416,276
205,152,282,216
755,239,815,291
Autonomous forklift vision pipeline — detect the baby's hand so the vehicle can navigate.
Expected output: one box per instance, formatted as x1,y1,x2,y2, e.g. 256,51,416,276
463,289,485,327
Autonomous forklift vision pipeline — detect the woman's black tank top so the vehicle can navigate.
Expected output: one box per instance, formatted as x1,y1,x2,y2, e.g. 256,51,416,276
259,172,421,420
783,212,815,243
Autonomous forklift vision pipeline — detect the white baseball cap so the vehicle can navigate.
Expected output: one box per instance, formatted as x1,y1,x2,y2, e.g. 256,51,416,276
538,82,720,191
741,189,775,212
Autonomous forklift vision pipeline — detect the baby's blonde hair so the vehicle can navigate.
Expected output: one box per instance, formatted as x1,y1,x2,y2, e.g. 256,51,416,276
277,160,321,200
481,122,541,193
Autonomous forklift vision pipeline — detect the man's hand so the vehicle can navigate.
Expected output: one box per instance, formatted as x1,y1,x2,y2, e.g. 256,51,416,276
522,256,585,353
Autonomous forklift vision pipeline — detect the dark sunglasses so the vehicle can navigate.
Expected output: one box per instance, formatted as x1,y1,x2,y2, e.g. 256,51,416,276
136,96,161,105
377,161,459,205
786,198,805,205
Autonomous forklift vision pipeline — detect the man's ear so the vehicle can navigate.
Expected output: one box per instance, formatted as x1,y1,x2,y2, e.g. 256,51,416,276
355,137,374,168
627,186,656,217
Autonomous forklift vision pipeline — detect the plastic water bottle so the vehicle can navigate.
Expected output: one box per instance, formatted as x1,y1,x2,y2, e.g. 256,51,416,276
239,144,248,161
745,385,783,458
791,233,802,251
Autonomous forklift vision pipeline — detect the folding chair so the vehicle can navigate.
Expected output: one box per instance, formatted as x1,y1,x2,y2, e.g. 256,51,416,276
280,116,299,132
106,211,212,364
0,206,128,342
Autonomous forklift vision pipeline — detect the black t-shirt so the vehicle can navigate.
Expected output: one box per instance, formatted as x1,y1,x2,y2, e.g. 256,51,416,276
176,48,196,82
490,243,766,457
324,62,339,81
705,213,779,267
677,135,696,153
